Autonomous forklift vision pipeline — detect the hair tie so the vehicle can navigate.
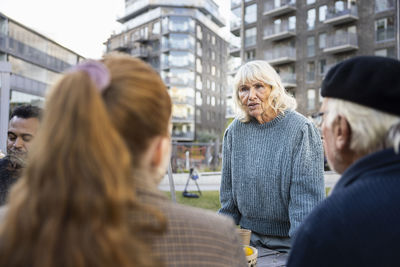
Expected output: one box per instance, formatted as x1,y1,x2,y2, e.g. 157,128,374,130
68,60,110,92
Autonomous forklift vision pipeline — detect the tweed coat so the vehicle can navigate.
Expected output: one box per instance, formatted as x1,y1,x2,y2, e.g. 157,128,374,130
135,186,247,267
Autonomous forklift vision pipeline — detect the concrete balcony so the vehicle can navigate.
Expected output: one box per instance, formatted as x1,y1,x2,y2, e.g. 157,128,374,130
229,46,241,57
324,6,358,26
263,25,296,42
323,32,358,54
264,47,296,65
263,0,296,17
230,19,241,37
280,73,296,88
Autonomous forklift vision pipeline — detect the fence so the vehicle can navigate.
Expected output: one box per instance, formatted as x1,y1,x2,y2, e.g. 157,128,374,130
170,141,221,173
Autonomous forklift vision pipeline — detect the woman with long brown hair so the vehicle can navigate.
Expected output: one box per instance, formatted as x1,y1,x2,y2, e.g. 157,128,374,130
0,53,246,267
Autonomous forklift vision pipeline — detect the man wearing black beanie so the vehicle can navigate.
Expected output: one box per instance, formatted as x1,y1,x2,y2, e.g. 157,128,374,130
287,56,400,267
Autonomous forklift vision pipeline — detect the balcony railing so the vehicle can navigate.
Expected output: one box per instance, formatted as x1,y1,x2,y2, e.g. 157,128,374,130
264,47,296,65
280,72,296,88
376,28,395,43
164,76,194,87
172,130,195,141
323,32,358,54
324,5,358,25
263,24,296,41
263,0,296,17
230,18,241,36
131,47,148,58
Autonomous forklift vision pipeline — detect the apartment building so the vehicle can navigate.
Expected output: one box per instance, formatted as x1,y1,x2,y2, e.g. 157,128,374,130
228,0,398,117
106,0,229,141
0,12,83,152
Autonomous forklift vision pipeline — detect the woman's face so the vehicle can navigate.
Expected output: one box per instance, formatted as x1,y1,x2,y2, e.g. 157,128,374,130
238,81,273,119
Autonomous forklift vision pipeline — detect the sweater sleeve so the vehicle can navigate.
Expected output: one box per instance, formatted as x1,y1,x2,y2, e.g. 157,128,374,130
288,122,325,237
218,127,241,224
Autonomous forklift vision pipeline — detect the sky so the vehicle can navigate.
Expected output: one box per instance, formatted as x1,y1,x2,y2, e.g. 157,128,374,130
0,0,229,59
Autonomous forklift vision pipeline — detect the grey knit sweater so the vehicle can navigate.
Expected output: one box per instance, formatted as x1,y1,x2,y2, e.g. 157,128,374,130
219,110,325,237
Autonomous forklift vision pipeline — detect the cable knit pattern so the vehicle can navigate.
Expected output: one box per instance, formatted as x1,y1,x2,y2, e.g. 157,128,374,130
219,110,325,237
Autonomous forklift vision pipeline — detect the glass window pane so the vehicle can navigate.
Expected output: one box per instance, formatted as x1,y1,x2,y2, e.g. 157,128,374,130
307,89,316,110
307,36,315,57
307,9,316,30
245,27,257,47
319,33,326,49
245,4,257,24
319,5,327,21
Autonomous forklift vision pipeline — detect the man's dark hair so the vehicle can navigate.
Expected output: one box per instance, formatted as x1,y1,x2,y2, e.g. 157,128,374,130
10,104,42,121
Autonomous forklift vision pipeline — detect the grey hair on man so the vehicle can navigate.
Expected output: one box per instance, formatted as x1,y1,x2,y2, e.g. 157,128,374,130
324,98,400,156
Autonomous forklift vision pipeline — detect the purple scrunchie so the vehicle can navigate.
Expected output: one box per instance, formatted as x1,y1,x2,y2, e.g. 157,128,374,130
68,60,110,92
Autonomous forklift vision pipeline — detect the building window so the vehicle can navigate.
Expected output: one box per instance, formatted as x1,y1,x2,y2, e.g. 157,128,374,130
206,79,210,89
168,16,194,32
231,6,242,30
196,58,202,73
244,27,257,47
335,0,345,12
211,66,216,76
245,4,257,24
307,36,315,57
307,89,316,110
289,16,296,30
307,9,316,30
245,49,256,61
211,96,216,106
196,25,202,39
211,81,216,91
375,17,395,42
196,75,202,89
375,0,395,12
211,35,216,45
319,33,326,49
152,21,161,35
196,109,201,123
319,59,327,75
231,0,241,8
319,5,327,22
211,51,215,61
196,41,202,57
196,92,202,106
375,47,396,58
307,62,315,82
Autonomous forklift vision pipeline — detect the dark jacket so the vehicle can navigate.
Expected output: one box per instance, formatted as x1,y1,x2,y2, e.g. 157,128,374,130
0,157,19,206
287,148,400,267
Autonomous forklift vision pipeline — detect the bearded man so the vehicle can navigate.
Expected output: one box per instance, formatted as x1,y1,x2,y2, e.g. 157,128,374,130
0,105,42,205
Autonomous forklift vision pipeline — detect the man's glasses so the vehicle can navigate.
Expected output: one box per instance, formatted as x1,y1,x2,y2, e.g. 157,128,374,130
311,112,325,127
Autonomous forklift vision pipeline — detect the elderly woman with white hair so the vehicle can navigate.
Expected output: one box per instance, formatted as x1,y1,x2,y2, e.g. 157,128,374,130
218,60,325,252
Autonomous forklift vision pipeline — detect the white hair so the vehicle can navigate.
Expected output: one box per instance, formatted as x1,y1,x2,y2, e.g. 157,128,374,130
386,122,400,154
324,98,400,155
233,60,297,122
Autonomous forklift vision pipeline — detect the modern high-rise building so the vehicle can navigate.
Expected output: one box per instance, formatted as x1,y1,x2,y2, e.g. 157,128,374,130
0,12,83,152
228,0,399,117
106,0,229,142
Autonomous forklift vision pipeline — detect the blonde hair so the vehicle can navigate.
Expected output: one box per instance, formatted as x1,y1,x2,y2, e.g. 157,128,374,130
0,53,171,267
325,98,400,155
233,60,297,122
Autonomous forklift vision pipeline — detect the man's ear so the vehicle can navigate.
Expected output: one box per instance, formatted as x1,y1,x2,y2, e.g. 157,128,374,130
334,115,351,151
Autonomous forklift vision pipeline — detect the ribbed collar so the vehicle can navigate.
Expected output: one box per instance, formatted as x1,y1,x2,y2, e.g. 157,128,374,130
245,109,292,129
333,148,400,192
